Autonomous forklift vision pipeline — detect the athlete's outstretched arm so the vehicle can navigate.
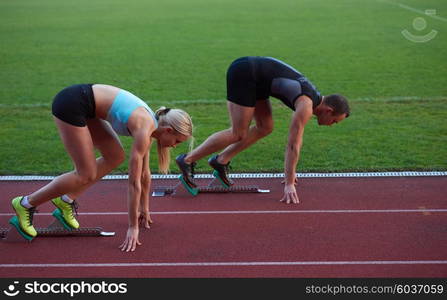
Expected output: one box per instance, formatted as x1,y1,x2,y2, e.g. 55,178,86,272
139,149,153,229
119,127,150,252
280,96,313,204
119,109,156,252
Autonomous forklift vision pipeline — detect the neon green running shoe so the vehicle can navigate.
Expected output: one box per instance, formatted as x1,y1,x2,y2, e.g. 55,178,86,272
11,196,37,237
51,197,79,229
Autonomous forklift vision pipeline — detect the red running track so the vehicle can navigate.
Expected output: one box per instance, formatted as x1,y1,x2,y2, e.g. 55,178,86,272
0,176,446,278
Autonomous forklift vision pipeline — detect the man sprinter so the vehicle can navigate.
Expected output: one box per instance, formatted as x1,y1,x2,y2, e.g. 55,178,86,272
176,56,350,203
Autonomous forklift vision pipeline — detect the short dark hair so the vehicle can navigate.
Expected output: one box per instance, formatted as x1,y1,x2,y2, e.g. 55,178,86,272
324,94,350,117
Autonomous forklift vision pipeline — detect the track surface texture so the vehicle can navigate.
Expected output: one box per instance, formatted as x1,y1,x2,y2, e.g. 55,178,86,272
0,176,446,278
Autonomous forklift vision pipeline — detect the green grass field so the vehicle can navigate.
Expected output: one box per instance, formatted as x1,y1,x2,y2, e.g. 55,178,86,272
0,0,446,175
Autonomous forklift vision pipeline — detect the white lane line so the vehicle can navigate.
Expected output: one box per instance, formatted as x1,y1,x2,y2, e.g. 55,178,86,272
1,208,447,217
1,260,446,268
1,171,447,181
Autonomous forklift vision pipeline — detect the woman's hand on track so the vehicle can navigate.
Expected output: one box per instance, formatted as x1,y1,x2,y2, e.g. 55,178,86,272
280,184,300,204
119,226,141,252
139,211,153,229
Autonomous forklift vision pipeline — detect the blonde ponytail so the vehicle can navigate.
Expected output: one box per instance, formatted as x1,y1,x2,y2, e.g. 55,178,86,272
154,106,194,174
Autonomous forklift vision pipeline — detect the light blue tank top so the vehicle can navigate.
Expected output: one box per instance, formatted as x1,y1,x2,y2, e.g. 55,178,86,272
106,89,158,136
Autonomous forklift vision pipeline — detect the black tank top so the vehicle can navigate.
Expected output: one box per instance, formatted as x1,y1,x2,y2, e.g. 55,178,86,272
250,56,322,110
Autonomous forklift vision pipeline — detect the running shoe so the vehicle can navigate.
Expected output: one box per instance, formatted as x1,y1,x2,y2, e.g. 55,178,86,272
208,155,234,188
11,196,37,238
51,197,79,229
175,154,199,195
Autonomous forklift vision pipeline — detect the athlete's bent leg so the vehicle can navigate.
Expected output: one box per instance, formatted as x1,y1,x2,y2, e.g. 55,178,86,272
185,101,254,163
217,99,273,164
28,117,98,207
66,119,125,199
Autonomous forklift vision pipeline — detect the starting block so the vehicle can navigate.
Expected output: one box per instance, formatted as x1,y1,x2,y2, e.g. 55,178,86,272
1,209,115,242
152,176,270,197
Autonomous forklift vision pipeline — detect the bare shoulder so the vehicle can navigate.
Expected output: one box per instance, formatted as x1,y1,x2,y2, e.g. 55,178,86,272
128,108,156,136
294,95,313,110
293,95,313,120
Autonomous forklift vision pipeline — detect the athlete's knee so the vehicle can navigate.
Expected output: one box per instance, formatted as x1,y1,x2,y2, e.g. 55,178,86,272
75,169,97,185
230,128,248,142
104,149,125,169
257,122,274,137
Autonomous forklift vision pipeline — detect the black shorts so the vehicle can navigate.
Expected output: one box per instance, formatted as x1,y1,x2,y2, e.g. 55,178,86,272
52,84,95,127
226,57,270,107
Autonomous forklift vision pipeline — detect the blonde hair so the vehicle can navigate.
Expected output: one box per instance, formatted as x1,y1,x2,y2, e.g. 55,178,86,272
154,107,194,174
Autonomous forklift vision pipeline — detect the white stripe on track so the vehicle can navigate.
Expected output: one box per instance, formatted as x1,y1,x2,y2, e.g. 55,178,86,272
0,260,446,268
1,171,447,181
1,208,446,217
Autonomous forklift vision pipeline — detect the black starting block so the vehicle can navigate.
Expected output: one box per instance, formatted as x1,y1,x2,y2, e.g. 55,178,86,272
1,209,115,242
152,176,270,197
